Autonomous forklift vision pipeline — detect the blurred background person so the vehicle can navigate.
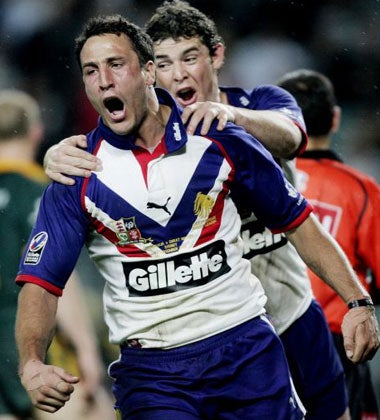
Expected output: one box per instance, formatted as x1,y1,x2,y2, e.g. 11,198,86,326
0,89,115,420
277,69,380,420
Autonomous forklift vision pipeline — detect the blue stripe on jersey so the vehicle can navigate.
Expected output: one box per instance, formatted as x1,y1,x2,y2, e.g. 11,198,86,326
85,141,226,250
17,88,311,293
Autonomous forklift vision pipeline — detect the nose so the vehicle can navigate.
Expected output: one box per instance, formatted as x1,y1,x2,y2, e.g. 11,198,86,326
173,61,187,82
99,67,114,90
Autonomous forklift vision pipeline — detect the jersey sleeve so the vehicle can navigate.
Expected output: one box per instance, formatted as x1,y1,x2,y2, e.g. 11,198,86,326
16,180,89,296
250,84,308,157
209,122,312,232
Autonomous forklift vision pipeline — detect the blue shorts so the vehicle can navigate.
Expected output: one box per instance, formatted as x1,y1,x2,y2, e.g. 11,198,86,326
280,300,348,419
109,316,305,419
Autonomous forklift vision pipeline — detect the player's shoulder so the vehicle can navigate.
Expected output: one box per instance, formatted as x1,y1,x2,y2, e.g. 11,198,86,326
204,118,254,145
202,119,273,162
332,160,379,187
220,84,291,107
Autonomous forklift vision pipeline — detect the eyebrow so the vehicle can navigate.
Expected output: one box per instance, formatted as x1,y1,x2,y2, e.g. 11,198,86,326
155,46,200,60
82,62,98,70
82,56,125,69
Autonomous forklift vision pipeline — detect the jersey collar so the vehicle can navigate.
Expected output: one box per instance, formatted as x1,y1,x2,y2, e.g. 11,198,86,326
300,149,343,162
97,88,187,154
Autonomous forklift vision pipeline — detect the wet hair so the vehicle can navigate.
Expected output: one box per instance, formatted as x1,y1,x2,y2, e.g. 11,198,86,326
145,0,224,57
0,90,41,141
75,14,154,70
277,69,336,136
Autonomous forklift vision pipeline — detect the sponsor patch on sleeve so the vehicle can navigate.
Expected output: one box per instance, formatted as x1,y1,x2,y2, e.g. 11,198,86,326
24,231,48,265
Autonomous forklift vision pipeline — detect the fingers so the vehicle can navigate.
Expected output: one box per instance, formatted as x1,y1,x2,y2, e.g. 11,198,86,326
216,114,229,132
342,307,380,363
345,326,378,363
61,135,88,148
45,171,76,186
22,363,80,413
44,141,102,184
343,334,354,360
182,102,231,135
348,322,367,362
53,145,101,171
31,381,75,413
360,316,380,361
182,105,210,135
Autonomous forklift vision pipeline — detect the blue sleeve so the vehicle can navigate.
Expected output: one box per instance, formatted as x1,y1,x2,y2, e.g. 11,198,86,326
223,85,308,156
207,122,312,231
249,84,306,129
16,179,89,294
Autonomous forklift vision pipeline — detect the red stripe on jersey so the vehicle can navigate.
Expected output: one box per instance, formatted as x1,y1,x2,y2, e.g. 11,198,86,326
271,203,313,234
90,215,151,258
292,122,308,157
15,274,63,296
194,137,234,246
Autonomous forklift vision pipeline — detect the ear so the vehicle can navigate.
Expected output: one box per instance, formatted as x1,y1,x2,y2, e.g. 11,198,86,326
29,122,44,148
331,105,341,133
211,42,225,71
143,60,156,87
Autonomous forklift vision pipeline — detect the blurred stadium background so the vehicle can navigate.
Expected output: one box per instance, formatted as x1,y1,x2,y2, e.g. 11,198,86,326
1,0,379,406
1,0,379,182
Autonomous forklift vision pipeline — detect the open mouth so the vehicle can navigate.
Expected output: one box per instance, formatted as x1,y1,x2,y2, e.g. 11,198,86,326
104,97,124,115
177,87,196,103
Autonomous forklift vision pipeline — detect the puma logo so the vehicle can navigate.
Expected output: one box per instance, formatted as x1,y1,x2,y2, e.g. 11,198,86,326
147,197,171,215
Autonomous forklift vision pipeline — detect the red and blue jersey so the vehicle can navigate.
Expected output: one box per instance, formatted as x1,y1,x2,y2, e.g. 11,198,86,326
16,88,311,348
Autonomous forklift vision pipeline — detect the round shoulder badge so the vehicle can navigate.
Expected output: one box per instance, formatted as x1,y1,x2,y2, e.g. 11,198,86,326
24,231,48,265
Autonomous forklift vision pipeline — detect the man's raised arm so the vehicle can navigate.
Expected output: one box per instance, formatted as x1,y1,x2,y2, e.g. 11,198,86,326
43,135,102,185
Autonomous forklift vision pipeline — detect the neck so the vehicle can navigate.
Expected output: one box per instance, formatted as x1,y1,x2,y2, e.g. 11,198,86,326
0,138,36,162
135,104,170,149
306,135,331,151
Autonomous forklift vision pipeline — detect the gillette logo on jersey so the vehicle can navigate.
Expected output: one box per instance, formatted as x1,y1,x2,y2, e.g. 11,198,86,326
241,219,287,259
123,240,230,296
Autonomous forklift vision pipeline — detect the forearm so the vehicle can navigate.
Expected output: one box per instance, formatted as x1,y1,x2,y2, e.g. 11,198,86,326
232,108,302,158
286,214,368,303
56,271,105,397
287,214,379,363
56,272,100,356
16,283,58,372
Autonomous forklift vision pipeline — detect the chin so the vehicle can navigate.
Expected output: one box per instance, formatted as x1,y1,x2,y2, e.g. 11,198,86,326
106,120,132,136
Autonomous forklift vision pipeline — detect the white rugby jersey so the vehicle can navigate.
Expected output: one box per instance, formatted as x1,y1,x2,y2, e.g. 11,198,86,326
17,88,312,348
222,85,314,334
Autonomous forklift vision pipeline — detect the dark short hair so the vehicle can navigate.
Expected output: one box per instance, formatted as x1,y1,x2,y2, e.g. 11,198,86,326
277,69,336,136
145,0,224,57
75,14,154,70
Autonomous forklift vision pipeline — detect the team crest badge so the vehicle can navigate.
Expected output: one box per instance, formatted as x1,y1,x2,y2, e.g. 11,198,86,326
112,217,150,245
